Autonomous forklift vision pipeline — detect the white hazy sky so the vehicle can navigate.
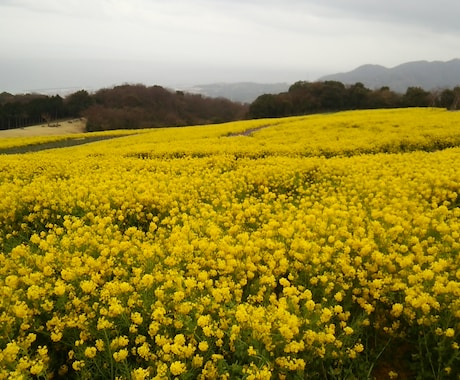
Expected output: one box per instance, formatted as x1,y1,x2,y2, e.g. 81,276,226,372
1,0,459,94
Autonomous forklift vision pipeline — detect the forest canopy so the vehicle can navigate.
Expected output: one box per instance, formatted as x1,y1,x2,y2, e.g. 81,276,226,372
248,81,460,118
0,85,248,132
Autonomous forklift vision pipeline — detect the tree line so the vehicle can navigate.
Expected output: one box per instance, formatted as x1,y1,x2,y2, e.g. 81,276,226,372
249,81,460,118
83,84,247,132
0,84,248,131
1,81,460,132
0,92,71,130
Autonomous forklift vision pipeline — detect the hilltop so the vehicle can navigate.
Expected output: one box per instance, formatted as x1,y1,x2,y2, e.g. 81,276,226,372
319,59,460,92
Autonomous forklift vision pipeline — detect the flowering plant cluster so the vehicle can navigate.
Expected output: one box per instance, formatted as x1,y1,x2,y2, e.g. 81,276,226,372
0,129,142,151
1,108,460,379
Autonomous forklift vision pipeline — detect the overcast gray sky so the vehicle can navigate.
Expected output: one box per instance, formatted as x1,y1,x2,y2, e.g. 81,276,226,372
1,0,459,94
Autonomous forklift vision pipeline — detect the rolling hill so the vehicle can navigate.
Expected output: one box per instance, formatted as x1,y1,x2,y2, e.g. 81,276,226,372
319,59,460,93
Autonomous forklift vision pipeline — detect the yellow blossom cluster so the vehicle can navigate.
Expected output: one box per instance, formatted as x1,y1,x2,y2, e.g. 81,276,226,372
1,108,460,378
90,107,460,159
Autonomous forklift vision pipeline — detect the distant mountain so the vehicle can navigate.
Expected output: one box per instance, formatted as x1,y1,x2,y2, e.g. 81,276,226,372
319,59,460,93
181,82,290,103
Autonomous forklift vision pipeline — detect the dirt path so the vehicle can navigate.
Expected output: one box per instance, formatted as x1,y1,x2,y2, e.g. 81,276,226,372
0,135,128,155
226,124,274,137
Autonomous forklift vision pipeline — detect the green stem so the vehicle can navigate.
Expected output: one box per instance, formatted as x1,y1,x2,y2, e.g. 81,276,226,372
424,330,437,379
366,337,392,379
104,330,115,379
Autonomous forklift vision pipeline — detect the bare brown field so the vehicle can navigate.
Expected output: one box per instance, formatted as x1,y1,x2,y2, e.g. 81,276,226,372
0,119,86,138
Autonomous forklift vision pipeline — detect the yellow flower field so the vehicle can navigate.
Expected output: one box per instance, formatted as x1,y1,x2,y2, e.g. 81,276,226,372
1,108,460,379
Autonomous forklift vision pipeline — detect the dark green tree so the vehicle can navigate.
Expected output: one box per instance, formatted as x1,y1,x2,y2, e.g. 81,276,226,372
368,86,401,108
346,82,371,109
319,81,346,110
248,94,291,118
402,87,430,107
439,89,455,109
288,81,321,114
452,86,460,110
65,90,93,117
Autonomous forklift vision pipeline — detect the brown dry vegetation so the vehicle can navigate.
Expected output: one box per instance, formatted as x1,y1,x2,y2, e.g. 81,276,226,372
0,118,86,138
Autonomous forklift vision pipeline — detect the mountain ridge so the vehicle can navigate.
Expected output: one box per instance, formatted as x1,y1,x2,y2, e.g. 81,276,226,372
319,59,460,93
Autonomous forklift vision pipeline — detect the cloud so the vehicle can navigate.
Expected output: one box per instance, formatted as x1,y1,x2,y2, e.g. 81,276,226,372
1,0,459,92
304,0,460,34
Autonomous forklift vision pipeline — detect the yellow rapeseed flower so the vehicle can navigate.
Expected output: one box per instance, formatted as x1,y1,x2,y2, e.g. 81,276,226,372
170,361,187,376
113,348,128,362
